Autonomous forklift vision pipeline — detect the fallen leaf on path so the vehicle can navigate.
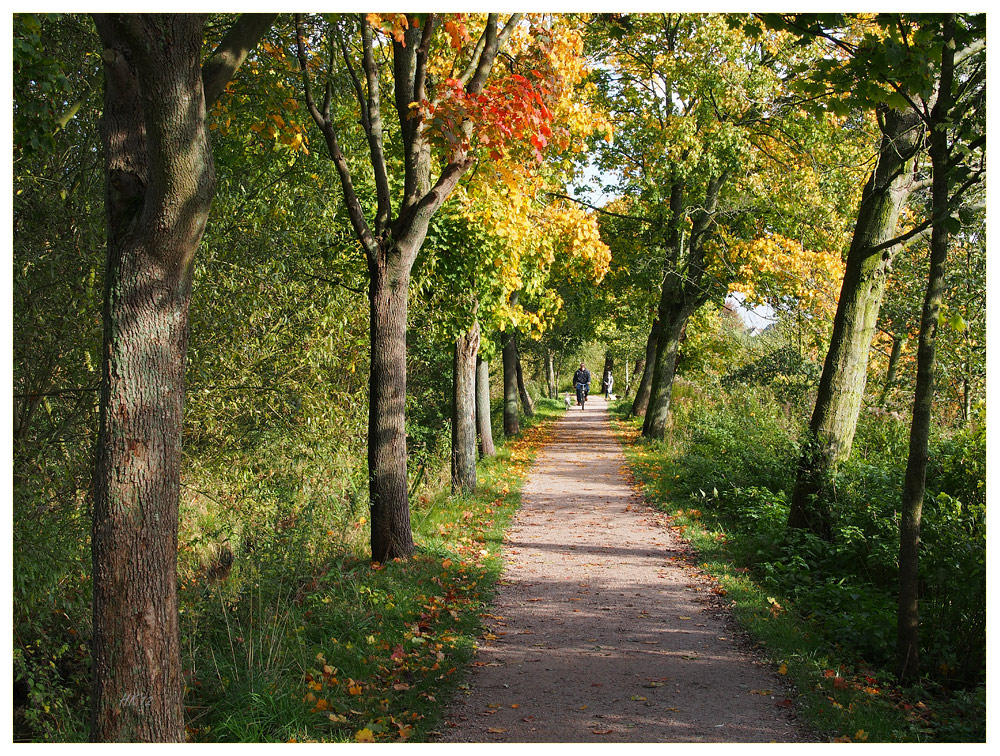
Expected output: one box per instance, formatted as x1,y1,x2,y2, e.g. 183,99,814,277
749,689,772,696
487,727,507,734
678,616,692,620
776,699,794,708
630,695,647,701
592,729,613,735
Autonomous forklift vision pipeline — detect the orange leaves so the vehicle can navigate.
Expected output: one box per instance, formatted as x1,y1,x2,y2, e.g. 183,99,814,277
443,18,471,49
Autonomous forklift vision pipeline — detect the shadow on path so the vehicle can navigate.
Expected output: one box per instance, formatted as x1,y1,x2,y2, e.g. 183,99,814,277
437,396,804,743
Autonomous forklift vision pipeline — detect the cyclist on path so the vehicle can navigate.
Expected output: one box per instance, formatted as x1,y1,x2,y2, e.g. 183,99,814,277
573,362,591,409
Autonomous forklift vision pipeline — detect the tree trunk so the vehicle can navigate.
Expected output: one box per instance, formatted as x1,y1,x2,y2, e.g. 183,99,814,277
452,321,480,494
502,330,519,436
631,317,659,417
898,14,955,682
476,355,496,457
514,334,535,417
544,349,557,399
90,14,215,743
642,308,688,439
879,334,905,405
368,255,415,561
788,106,923,536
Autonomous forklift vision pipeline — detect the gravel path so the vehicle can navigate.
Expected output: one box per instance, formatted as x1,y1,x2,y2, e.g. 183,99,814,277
437,395,806,743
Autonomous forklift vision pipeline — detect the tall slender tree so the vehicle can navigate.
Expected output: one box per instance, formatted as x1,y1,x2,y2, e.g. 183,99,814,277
295,13,523,560
895,13,985,681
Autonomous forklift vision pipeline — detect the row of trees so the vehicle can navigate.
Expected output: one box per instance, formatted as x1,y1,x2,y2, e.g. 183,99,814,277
14,12,610,741
580,13,984,683
12,11,984,742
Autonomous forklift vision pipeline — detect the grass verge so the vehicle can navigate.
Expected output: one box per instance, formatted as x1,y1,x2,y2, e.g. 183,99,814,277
608,406,953,744
181,399,563,743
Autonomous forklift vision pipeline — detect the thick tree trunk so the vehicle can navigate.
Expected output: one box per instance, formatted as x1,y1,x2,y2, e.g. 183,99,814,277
368,255,415,561
642,308,688,439
502,330,519,436
544,349,557,399
788,106,923,536
898,15,955,682
90,14,215,743
514,334,535,417
631,317,660,417
452,321,480,494
476,355,496,457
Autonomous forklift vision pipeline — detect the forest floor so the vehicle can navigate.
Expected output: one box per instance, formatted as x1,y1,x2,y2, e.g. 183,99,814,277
436,395,811,743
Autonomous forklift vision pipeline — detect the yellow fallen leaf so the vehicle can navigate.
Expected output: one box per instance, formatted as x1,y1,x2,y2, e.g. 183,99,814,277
678,616,692,620
355,728,375,742
778,663,788,675
750,689,772,695
487,727,507,734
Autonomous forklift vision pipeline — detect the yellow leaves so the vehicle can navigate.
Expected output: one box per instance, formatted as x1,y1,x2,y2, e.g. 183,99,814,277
718,233,844,319
348,680,363,696
354,728,376,743
778,663,788,675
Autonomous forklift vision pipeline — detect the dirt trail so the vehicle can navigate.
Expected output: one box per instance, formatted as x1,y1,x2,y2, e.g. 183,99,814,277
437,395,805,743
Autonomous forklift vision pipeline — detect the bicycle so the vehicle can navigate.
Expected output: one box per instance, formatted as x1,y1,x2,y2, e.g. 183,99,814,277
575,381,590,410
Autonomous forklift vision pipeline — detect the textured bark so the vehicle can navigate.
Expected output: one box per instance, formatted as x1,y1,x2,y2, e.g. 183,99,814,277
476,355,496,457
91,13,212,743
452,321,480,494
642,309,688,439
514,335,535,417
502,330,520,436
898,15,956,682
368,255,415,561
788,106,923,535
631,318,659,416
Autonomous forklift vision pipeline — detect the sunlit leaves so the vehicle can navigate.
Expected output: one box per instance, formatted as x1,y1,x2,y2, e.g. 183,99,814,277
716,234,845,319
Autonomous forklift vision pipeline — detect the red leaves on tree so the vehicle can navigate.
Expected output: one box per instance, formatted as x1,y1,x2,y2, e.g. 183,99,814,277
424,71,557,165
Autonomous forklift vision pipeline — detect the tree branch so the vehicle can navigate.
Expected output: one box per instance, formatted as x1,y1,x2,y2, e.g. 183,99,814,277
547,191,656,225
295,14,378,263
202,13,277,106
359,20,391,234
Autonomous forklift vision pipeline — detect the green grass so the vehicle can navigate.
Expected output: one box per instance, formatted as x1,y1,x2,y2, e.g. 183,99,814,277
607,402,963,743
180,399,564,743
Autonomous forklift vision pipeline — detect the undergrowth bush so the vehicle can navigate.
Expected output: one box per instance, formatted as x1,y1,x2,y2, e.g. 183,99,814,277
614,348,986,740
